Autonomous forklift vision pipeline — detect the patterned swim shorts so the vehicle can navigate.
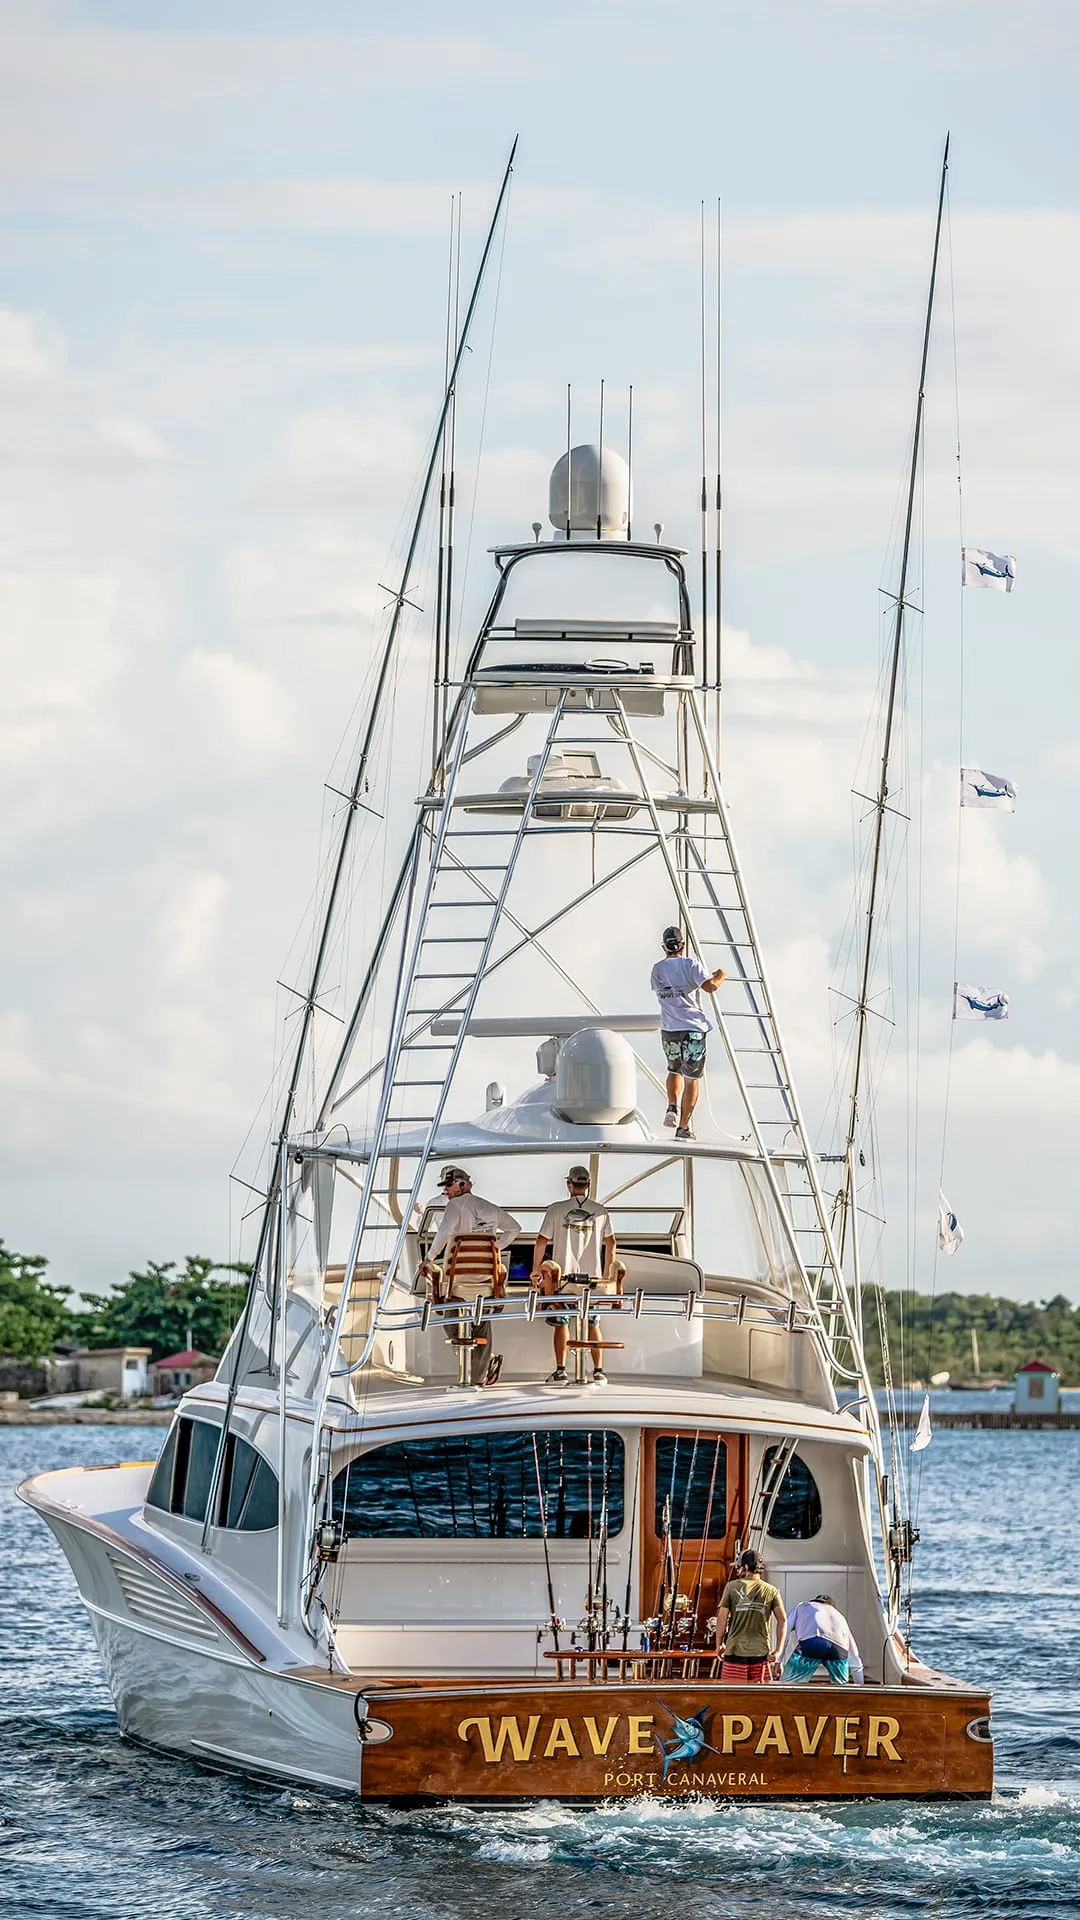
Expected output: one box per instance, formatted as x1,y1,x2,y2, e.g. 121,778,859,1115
662,1030,707,1080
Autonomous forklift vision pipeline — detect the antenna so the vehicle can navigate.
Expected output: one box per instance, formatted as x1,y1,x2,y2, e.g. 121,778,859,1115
714,196,723,761
626,384,633,541
565,383,572,540
431,194,455,777
597,379,604,540
442,192,462,751
699,201,709,696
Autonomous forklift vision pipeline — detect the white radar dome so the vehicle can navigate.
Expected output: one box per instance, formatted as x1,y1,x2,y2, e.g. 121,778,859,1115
554,1027,637,1125
548,444,631,538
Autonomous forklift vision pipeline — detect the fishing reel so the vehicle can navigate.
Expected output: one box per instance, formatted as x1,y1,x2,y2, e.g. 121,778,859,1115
536,1617,568,1644
887,1518,920,1565
316,1521,342,1563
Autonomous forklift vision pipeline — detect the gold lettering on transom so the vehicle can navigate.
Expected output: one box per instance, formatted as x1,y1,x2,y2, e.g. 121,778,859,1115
582,1716,619,1756
867,1716,902,1761
754,1715,790,1756
721,1715,754,1752
543,1718,580,1759
457,1715,541,1763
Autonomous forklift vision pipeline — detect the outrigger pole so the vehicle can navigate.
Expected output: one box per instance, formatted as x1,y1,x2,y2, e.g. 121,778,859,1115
200,140,519,1555
835,135,950,1271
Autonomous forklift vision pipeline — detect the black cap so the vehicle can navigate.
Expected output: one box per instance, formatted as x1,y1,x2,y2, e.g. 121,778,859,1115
737,1548,761,1573
662,925,684,952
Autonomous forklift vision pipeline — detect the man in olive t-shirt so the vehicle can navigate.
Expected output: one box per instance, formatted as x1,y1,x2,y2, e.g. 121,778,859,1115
716,1548,787,1683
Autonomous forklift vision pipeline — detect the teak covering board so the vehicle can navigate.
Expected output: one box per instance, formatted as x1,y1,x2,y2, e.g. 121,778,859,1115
358,1682,992,1800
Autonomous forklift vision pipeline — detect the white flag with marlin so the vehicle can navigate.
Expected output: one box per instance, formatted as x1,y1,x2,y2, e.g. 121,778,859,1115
910,1392,933,1452
954,982,1009,1021
962,548,1016,591
960,767,1016,810
938,1192,964,1255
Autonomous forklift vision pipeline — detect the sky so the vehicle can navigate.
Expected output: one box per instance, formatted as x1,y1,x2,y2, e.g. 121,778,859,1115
1,0,1078,1308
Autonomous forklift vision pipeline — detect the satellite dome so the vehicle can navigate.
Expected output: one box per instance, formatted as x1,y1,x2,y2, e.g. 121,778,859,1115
548,444,631,538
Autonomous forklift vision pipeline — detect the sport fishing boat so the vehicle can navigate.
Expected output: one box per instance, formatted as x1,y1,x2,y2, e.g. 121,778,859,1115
20,143,992,1802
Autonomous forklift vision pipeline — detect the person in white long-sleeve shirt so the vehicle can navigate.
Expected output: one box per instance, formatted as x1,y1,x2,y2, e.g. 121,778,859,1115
419,1166,520,1388
421,1166,520,1297
781,1594,864,1685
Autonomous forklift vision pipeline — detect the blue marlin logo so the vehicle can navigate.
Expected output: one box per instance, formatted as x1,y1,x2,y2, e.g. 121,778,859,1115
974,556,1009,579
974,779,1008,798
653,1705,719,1784
963,991,1006,1015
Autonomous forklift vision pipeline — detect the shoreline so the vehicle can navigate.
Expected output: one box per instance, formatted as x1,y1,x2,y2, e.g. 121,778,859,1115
0,1408,172,1426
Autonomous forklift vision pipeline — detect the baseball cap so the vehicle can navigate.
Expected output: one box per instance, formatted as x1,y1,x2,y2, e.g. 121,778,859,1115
662,925,684,951
737,1548,761,1573
566,1165,591,1185
438,1165,469,1187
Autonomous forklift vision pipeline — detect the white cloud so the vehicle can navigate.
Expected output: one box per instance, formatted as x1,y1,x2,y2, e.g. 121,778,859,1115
0,1009,47,1088
97,416,167,461
158,871,232,985
180,648,300,773
0,304,63,378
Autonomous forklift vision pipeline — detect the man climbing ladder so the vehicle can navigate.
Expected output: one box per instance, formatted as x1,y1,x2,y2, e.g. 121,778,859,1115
650,925,726,1140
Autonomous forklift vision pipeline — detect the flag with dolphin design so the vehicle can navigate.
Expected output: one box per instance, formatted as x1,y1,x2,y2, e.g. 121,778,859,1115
954,982,1009,1021
962,548,1016,591
960,767,1016,811
938,1192,964,1255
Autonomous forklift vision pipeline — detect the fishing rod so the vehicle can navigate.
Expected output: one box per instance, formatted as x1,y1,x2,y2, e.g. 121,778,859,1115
687,1435,723,1641
531,1435,561,1655
597,1489,610,1650
585,1431,596,1650
665,1429,701,1649
621,1431,642,1651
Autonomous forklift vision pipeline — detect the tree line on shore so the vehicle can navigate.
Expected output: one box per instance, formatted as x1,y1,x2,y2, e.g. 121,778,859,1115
0,1239,249,1363
859,1286,1079,1384
1,1236,1077,1381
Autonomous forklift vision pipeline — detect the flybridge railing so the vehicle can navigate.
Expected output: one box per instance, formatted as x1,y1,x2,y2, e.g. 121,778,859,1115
330,1279,869,1393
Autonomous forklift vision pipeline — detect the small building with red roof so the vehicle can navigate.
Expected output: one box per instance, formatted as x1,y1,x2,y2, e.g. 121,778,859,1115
1013,1357,1060,1415
151,1349,218,1397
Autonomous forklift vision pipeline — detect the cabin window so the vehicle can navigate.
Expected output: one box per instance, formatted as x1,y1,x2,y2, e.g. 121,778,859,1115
220,1433,279,1531
1026,1375,1045,1399
763,1446,822,1539
652,1435,728,1538
146,1421,178,1512
333,1429,625,1540
145,1416,278,1529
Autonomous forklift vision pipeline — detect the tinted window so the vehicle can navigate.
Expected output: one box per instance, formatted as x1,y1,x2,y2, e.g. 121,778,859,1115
223,1435,278,1531
333,1429,624,1540
182,1419,220,1521
145,1416,278,1529
653,1434,727,1538
146,1422,178,1512
764,1447,822,1539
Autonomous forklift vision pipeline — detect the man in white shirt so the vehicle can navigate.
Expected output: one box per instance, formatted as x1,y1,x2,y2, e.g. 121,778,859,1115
422,1166,520,1294
531,1165,625,1387
420,1167,520,1385
781,1594,865,1685
649,925,726,1141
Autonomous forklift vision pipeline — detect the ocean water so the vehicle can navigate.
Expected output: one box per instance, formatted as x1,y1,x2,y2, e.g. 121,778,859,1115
1,1424,1077,1920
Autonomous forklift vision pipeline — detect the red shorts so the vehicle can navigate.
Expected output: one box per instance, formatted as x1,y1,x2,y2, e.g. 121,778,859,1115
720,1657,771,1684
